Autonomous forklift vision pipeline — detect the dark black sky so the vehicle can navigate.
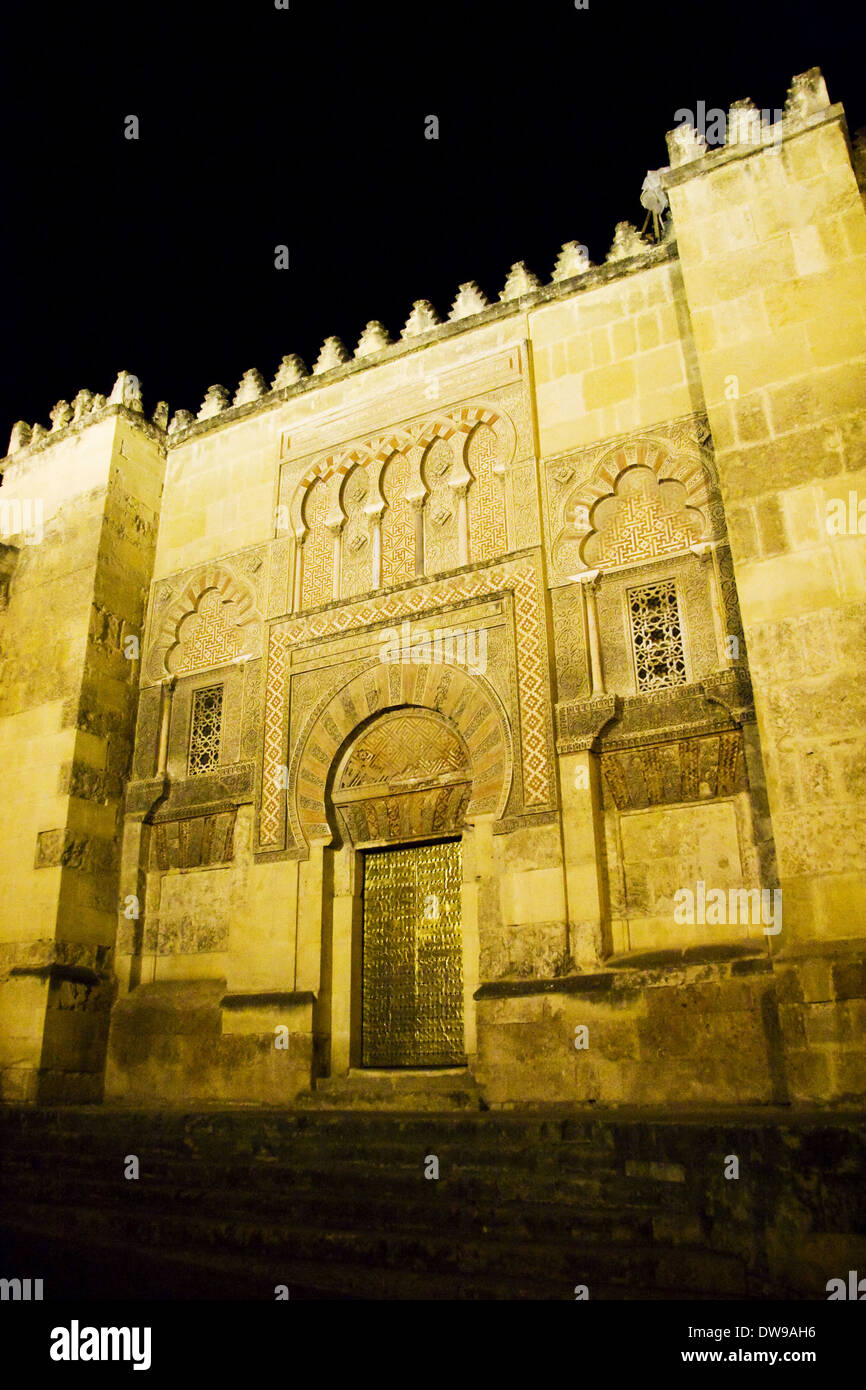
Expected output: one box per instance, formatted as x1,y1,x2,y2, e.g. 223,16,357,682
1,1,862,443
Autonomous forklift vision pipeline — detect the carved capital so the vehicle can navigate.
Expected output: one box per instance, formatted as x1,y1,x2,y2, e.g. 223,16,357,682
556,694,620,753
576,567,602,595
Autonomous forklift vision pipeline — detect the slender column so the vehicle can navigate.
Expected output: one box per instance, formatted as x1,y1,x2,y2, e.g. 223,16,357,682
578,570,604,695
155,675,175,776
367,503,384,589
453,481,470,566
692,541,731,668
327,520,343,601
409,493,425,576
292,533,305,612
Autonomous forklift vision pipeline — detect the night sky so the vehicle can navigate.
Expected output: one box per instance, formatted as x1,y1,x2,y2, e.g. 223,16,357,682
1,1,862,445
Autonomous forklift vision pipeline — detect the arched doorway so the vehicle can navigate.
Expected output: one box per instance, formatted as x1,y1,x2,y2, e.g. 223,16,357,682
331,707,472,1068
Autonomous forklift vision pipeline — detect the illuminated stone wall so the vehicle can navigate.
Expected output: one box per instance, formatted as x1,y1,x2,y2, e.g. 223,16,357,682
2,69,863,1108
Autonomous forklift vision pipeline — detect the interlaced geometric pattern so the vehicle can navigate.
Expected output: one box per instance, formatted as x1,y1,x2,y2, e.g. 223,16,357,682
188,685,223,776
467,423,506,563
422,439,458,574
301,478,334,609
258,559,551,847
362,839,464,1067
340,712,468,790
260,633,289,837
628,579,688,693
593,489,695,568
381,454,415,586
175,589,247,674
340,465,372,600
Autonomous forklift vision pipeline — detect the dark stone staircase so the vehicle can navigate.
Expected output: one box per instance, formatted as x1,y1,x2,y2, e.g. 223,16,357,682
1,1106,863,1300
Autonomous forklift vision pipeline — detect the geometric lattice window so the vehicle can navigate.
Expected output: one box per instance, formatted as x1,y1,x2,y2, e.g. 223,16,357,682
188,685,223,775
627,579,688,693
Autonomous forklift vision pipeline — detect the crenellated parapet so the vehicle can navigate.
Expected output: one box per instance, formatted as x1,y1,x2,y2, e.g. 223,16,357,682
664,66,833,171
4,370,166,460
4,69,838,463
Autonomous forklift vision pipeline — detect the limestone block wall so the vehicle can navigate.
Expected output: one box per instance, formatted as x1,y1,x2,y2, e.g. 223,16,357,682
664,89,866,946
8,67,864,1107
663,76,866,1101
475,961,781,1107
102,237,780,1105
0,409,166,1101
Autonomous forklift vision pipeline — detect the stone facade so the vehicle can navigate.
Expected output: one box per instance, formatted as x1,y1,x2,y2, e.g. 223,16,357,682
1,69,864,1110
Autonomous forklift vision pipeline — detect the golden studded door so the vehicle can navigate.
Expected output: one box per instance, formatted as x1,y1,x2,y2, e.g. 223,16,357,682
361,839,464,1068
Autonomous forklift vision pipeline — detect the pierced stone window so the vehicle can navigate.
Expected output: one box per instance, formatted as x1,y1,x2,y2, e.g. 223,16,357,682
627,578,688,692
188,685,223,775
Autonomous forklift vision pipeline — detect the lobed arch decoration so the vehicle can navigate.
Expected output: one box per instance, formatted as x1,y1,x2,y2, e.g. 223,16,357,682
146,563,261,682
554,433,719,577
285,403,520,601
338,463,375,600
300,476,334,609
288,658,513,851
420,435,460,575
380,452,416,586
466,420,507,563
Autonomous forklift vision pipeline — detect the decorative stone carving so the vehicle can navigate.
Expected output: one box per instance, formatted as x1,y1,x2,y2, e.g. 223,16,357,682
313,337,350,373
108,371,143,412
49,401,73,432
168,409,195,434
7,422,31,453
556,693,619,753
665,122,707,167
500,262,540,301
282,648,517,850
152,401,169,429
72,390,94,422
381,453,415,586
172,589,256,675
339,465,374,600
233,369,267,406
552,242,591,281
29,423,49,444
90,394,107,412
727,99,763,146
300,477,335,607
198,385,230,420
785,68,830,121
601,730,745,810
466,422,506,563
272,354,307,388
584,468,704,569
333,709,473,846
551,587,591,703
402,300,441,337
260,552,553,852
546,416,721,585
606,222,648,263
355,321,392,357
449,282,489,319
144,560,262,683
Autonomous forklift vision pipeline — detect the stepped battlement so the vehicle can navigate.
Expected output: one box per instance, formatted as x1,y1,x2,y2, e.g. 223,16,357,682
2,64,844,467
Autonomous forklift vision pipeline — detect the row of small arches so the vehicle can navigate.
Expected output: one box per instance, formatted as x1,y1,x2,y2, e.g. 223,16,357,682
298,426,506,608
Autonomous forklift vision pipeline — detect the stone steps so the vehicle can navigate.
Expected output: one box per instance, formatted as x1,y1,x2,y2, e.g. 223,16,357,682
3,1196,747,1297
1,1214,716,1302
2,1105,861,1299
0,1150,692,1219
1,1165,666,1244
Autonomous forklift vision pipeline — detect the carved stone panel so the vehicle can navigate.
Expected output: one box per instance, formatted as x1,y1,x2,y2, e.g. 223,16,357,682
422,438,459,575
